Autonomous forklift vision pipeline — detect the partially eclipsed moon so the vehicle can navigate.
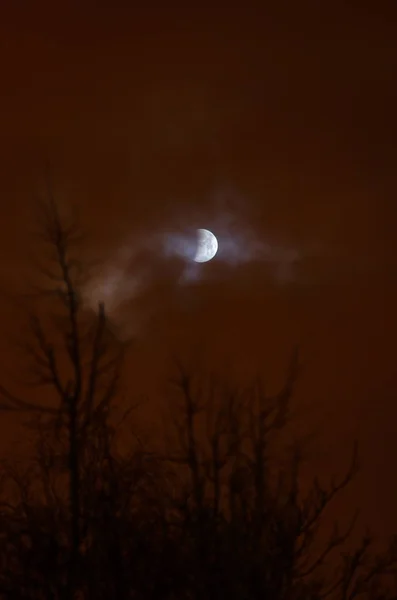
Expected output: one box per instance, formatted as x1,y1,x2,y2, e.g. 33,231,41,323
194,229,218,263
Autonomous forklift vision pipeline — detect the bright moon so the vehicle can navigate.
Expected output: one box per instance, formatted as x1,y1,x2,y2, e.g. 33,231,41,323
194,229,218,263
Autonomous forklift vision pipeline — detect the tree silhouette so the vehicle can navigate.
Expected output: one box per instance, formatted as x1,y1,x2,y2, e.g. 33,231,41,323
0,187,126,597
0,188,396,599
159,360,397,600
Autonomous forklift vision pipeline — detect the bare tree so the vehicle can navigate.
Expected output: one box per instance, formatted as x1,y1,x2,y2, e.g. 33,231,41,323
0,186,127,597
161,358,397,600
0,182,396,600
0,342,396,599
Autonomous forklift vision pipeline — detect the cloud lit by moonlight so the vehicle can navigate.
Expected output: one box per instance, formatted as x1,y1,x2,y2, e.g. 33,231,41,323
81,187,303,335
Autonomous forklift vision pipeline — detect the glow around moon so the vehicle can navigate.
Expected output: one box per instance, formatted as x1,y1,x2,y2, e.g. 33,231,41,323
194,229,218,263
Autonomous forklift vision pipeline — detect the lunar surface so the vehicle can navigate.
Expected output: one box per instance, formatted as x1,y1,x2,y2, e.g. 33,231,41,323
194,228,218,263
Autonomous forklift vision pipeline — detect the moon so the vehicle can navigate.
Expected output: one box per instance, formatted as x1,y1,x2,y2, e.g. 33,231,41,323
194,229,218,263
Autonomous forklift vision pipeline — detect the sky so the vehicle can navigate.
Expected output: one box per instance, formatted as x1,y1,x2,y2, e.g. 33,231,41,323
0,0,397,538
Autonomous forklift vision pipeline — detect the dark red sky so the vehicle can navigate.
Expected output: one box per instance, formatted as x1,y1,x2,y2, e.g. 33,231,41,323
0,1,397,538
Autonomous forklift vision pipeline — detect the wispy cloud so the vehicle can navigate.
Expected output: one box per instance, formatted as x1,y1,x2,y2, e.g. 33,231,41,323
81,185,303,333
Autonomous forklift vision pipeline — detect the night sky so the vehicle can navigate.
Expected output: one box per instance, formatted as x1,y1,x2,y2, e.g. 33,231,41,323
0,1,397,539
